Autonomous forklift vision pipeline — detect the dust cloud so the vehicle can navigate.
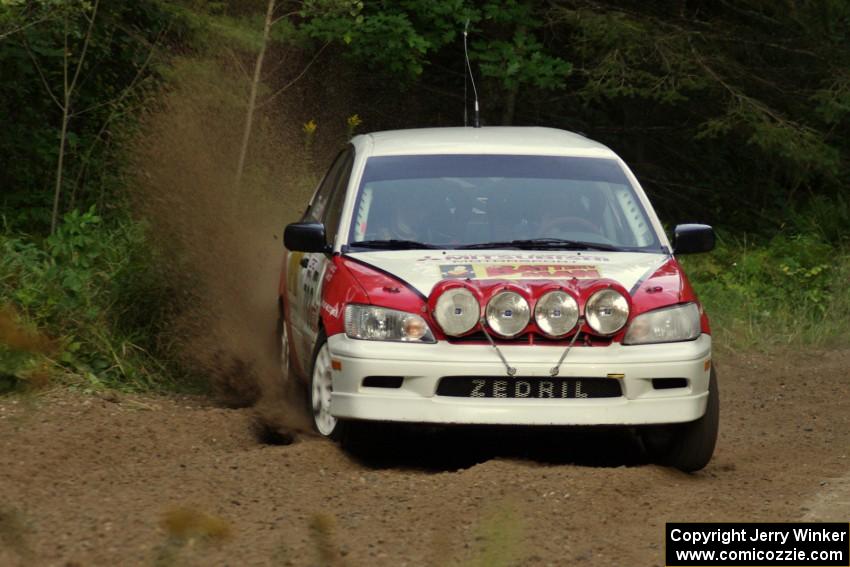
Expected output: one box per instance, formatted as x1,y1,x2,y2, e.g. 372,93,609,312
131,57,314,436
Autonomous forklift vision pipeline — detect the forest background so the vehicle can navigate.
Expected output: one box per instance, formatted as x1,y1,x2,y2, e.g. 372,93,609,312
1,0,848,396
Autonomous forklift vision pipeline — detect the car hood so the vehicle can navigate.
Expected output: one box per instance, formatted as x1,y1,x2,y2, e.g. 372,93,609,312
345,249,669,297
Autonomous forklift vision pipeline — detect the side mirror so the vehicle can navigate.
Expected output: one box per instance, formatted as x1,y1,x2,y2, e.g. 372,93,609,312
284,222,329,253
673,224,715,254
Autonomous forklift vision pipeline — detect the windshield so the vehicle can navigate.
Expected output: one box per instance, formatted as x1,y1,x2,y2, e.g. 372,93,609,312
347,154,661,251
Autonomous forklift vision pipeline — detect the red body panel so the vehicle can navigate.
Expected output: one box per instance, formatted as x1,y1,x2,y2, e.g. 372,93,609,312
319,256,372,337
630,258,711,334
286,254,711,346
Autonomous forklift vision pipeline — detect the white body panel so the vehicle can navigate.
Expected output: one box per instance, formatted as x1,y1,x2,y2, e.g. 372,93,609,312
327,334,711,426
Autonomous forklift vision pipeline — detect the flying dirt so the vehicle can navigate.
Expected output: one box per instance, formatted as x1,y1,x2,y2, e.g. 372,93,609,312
130,56,315,434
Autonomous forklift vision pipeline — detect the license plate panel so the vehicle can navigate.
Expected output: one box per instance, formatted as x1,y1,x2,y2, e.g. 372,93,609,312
436,376,622,399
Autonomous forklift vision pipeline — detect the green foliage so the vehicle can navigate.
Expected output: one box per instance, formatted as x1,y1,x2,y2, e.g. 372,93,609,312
475,30,571,91
300,0,571,120
0,209,184,391
697,96,841,181
682,233,850,349
0,0,186,233
556,2,850,228
562,9,706,105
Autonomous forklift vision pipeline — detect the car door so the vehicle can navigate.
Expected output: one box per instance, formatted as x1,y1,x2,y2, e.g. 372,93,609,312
289,147,354,373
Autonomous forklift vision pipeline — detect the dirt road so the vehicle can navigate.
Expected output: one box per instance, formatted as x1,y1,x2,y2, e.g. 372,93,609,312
1,349,848,566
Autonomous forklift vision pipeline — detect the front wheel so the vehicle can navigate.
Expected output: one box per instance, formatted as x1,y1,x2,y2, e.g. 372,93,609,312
640,368,719,472
310,332,340,437
308,332,380,453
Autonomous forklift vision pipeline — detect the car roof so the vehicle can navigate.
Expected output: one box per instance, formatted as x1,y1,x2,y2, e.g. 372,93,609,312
354,126,618,159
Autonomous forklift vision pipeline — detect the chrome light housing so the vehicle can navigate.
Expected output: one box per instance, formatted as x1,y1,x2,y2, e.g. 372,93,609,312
623,303,701,345
585,289,629,335
434,287,479,336
345,304,436,343
534,290,579,337
485,291,530,337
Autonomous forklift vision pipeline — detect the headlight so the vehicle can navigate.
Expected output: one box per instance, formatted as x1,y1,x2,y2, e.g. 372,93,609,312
344,304,435,343
585,289,629,335
623,303,701,345
434,287,479,336
534,290,579,337
485,291,530,337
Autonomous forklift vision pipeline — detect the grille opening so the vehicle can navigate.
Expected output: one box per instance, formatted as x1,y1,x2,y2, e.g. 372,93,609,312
446,331,612,347
362,376,404,389
652,378,688,390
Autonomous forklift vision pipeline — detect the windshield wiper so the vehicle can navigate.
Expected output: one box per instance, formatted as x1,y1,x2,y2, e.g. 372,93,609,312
457,238,621,251
349,239,437,250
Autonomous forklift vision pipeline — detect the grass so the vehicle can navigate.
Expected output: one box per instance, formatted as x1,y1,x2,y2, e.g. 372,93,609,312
464,500,525,567
0,505,33,561
680,232,850,352
309,513,348,567
155,506,232,567
0,211,194,394
296,504,526,566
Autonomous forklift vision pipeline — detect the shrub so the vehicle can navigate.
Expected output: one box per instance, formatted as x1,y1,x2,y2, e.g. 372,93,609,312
681,232,850,349
0,207,187,391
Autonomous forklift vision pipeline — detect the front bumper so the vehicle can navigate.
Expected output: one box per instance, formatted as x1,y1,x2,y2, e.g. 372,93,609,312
327,333,712,426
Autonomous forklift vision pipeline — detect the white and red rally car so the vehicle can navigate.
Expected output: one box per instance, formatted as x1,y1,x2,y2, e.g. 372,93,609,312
279,127,718,471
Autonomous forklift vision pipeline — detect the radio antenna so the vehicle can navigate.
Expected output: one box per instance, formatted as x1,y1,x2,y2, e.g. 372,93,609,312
463,19,480,128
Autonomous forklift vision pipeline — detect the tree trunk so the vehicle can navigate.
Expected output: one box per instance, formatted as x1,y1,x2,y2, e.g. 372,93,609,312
502,83,518,125
233,0,275,205
51,106,70,234
50,0,99,234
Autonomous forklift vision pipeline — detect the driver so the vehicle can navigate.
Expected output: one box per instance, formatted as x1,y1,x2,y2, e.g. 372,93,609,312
374,191,425,241
535,187,605,238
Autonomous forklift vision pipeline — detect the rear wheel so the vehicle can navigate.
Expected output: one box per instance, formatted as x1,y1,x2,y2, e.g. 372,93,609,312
640,368,719,472
276,306,292,380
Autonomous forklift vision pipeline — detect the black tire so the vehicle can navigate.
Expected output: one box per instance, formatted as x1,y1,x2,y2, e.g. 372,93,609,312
275,301,294,380
275,305,307,411
640,368,719,472
337,420,387,458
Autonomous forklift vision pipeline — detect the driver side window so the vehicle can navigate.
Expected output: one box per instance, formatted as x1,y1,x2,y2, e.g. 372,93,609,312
304,148,349,223
322,150,354,244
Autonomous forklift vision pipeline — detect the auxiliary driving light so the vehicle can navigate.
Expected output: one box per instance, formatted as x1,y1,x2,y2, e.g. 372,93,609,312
534,290,579,337
585,288,629,335
485,291,530,337
434,287,479,336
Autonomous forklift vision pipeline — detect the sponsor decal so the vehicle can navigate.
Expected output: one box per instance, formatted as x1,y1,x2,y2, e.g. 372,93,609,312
419,253,611,264
323,263,337,283
440,264,476,279
287,252,303,296
439,263,600,280
321,300,340,318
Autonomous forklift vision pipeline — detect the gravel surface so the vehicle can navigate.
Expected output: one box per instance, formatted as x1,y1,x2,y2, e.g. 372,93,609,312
1,349,848,566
